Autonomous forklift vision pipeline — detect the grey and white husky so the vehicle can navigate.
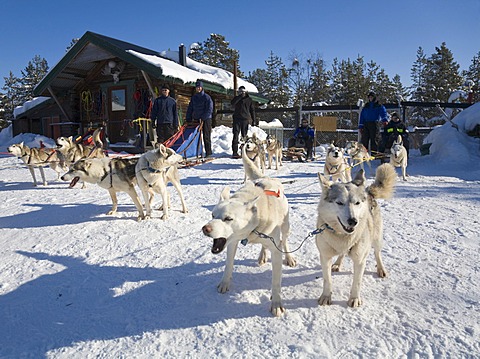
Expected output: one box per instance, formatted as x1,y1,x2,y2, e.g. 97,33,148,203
316,163,396,307
135,144,188,220
264,134,283,170
8,142,67,186
61,157,145,220
390,135,408,181
345,141,372,175
56,128,105,166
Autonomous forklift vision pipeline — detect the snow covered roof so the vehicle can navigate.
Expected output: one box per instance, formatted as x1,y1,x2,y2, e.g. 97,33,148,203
33,31,266,102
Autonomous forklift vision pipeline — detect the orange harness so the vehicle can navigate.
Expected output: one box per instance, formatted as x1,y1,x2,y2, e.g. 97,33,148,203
263,189,281,198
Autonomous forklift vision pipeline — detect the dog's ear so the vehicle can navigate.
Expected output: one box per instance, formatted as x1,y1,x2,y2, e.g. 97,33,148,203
352,169,366,186
220,186,230,201
158,144,167,156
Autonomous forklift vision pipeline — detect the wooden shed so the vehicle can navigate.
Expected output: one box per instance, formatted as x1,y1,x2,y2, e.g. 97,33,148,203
17,31,267,148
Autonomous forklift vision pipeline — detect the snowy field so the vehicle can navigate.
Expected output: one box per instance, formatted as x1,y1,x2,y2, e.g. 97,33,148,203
0,107,479,358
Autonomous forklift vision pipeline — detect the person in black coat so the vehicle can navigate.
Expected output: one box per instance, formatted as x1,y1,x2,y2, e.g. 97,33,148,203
230,86,257,158
383,112,409,157
150,84,178,144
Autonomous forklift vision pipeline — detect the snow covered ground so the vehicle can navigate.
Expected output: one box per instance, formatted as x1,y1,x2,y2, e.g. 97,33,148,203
0,106,479,358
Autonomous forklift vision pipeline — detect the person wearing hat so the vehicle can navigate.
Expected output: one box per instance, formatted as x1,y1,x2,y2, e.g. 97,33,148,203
383,111,410,157
359,91,388,155
150,84,178,144
186,80,214,157
230,85,257,158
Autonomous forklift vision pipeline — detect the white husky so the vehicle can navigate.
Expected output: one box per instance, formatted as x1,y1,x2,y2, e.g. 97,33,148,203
201,144,296,316
324,143,351,183
8,142,67,186
316,164,396,307
61,157,145,220
135,144,188,220
390,135,408,181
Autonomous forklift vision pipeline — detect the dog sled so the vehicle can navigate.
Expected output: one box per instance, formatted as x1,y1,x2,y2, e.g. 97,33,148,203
163,122,212,167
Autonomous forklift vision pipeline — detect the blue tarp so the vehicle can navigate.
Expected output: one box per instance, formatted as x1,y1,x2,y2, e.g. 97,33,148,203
170,124,203,159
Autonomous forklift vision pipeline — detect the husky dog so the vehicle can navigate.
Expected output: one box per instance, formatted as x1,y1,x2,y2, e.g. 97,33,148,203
316,164,396,307
56,128,105,166
324,143,351,183
136,144,188,220
201,144,297,316
241,133,266,181
7,142,67,186
61,157,145,220
345,141,372,175
264,134,283,170
390,135,408,181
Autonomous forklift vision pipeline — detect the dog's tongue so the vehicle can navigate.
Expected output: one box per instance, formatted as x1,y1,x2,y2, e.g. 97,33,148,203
211,238,227,254
69,177,80,188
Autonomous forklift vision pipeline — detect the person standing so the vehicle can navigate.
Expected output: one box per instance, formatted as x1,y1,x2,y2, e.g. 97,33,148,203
230,85,257,158
150,84,178,144
186,80,214,157
359,91,388,154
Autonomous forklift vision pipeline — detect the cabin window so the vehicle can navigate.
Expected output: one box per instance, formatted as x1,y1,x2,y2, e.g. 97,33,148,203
111,89,126,111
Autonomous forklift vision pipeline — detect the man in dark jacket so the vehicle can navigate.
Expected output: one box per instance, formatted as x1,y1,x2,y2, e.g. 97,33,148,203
186,80,214,157
359,91,388,154
230,85,257,158
150,84,178,144
383,111,410,157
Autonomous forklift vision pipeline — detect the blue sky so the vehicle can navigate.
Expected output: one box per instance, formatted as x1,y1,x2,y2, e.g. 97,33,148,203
1,0,479,90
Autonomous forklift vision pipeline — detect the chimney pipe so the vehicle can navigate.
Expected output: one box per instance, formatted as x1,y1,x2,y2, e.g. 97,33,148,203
179,44,187,66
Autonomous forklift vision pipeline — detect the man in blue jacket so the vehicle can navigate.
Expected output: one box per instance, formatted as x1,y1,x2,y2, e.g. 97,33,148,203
359,91,388,154
150,84,178,144
186,80,214,157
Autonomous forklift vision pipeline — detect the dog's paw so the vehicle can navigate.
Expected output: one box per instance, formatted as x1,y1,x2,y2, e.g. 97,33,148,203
377,267,388,278
160,214,169,220
257,248,268,266
106,210,116,215
283,255,297,267
331,264,341,272
136,215,144,222
318,294,332,306
270,301,285,317
217,281,230,293
348,297,363,307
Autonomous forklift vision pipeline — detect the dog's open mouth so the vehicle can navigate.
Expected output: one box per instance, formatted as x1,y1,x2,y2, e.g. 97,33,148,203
69,177,80,188
211,238,227,254
337,217,355,234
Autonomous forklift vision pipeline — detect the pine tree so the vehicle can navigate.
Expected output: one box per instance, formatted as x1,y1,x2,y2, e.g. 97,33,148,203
20,55,49,103
309,56,331,104
188,34,243,77
2,71,22,121
409,47,430,123
264,51,290,107
424,42,463,102
463,51,480,102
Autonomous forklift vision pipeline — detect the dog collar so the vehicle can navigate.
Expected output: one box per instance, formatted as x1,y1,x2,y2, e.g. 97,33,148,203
311,223,335,235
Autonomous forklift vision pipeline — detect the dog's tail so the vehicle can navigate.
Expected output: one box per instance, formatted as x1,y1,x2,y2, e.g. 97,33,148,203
368,163,396,199
242,143,264,180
